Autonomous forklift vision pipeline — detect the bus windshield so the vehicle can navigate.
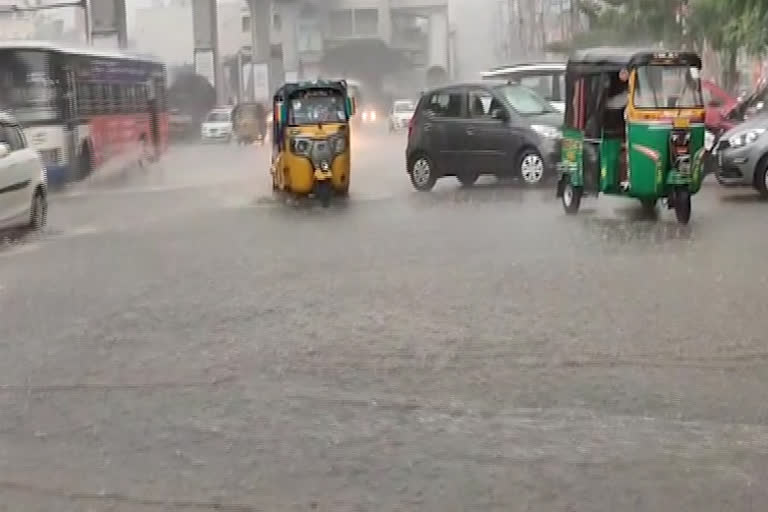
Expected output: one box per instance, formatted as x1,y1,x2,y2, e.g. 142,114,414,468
289,89,347,124
0,50,58,122
633,65,703,109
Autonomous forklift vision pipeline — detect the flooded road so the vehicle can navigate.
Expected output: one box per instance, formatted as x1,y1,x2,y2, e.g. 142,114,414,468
1,128,768,510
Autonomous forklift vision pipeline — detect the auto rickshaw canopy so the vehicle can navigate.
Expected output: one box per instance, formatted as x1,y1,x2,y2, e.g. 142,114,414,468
564,47,703,133
273,79,355,127
566,47,702,75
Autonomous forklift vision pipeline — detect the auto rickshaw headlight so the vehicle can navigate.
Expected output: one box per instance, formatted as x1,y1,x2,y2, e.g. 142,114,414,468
291,138,311,156
728,128,765,148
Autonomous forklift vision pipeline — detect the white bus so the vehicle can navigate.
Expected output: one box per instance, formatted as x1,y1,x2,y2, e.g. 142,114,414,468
0,40,168,186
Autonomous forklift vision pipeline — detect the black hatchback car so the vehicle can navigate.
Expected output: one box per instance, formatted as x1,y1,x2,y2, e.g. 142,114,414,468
406,83,564,190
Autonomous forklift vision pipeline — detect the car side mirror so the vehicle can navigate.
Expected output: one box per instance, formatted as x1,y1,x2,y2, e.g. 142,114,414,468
0,143,9,159
491,108,508,121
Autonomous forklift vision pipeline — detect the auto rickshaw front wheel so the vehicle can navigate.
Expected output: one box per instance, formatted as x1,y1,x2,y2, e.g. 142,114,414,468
315,181,332,208
673,187,691,224
561,177,583,214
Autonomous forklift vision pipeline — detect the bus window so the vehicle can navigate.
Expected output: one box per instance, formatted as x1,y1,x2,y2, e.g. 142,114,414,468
0,50,58,123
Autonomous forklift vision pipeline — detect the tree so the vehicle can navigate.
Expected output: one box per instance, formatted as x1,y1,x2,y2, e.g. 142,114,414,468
549,0,688,52
687,0,768,90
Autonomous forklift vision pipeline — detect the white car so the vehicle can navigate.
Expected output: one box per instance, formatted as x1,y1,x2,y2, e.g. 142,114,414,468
0,111,47,231
201,108,233,142
388,100,416,132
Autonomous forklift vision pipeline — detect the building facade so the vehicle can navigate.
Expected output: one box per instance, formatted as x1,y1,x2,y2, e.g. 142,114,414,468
234,0,450,102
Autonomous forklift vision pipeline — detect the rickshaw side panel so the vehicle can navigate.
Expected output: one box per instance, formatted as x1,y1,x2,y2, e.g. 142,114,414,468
331,150,350,191
560,129,584,187
599,137,623,193
666,124,705,191
283,153,315,194
627,123,669,197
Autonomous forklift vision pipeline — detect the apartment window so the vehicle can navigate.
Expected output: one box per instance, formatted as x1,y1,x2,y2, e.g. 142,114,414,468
241,15,250,32
329,9,353,36
272,12,281,31
354,9,378,35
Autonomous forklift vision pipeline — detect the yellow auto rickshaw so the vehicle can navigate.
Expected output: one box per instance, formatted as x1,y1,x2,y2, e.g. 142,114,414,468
270,80,355,207
233,102,266,145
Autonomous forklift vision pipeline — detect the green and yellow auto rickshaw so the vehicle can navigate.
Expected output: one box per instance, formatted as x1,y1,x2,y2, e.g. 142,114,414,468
557,48,707,224
270,80,355,207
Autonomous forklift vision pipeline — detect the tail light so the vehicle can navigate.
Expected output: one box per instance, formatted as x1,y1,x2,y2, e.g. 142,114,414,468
408,116,415,138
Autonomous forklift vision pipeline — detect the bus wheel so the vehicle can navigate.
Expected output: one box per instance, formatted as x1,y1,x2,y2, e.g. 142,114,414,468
138,136,150,168
674,187,691,224
77,145,93,181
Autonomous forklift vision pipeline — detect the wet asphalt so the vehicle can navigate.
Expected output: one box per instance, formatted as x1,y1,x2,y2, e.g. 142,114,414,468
1,127,768,511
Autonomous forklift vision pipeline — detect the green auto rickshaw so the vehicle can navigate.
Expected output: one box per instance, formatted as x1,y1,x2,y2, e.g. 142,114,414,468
557,48,707,224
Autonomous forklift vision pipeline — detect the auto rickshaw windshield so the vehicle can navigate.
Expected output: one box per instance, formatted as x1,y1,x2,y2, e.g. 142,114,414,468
289,89,348,125
633,65,703,109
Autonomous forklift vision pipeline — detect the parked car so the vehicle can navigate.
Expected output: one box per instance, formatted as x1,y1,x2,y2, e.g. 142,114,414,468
388,99,416,132
406,83,563,190
0,111,47,230
200,108,233,142
713,112,768,197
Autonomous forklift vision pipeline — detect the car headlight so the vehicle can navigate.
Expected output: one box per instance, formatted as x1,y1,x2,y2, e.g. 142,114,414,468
728,128,765,148
291,138,311,156
531,124,562,139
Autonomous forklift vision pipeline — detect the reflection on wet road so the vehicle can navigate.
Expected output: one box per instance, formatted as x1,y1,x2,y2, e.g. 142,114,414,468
1,127,768,510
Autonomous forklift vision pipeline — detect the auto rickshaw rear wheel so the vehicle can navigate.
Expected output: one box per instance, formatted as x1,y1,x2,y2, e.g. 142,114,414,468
561,177,582,214
640,198,658,217
673,187,691,224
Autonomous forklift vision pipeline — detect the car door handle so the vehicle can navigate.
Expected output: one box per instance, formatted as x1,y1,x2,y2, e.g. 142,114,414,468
466,128,475,135
423,123,432,132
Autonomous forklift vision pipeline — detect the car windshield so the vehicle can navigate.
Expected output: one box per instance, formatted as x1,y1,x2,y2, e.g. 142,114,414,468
206,112,230,122
394,101,415,113
289,89,347,124
493,83,556,115
634,65,704,109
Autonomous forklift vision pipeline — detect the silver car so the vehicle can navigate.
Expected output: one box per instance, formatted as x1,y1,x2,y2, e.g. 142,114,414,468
714,113,768,197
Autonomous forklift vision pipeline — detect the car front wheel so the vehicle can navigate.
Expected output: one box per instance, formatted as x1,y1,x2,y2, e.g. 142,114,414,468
518,148,545,185
409,155,438,191
29,189,47,230
755,162,768,199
